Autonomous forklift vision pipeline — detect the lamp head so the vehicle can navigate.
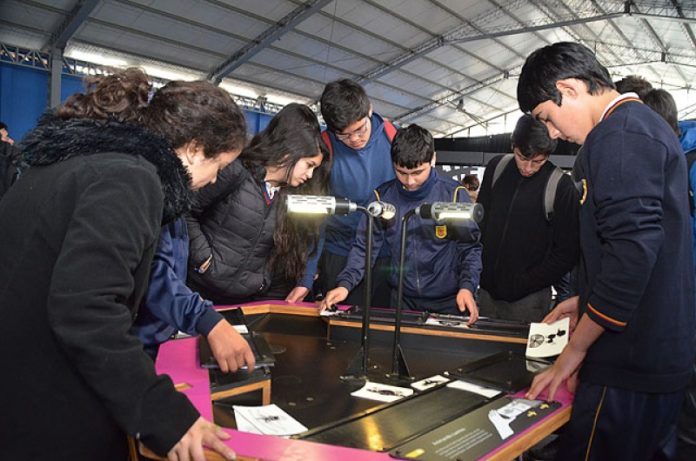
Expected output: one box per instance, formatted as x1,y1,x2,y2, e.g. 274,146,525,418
417,202,483,223
286,195,357,216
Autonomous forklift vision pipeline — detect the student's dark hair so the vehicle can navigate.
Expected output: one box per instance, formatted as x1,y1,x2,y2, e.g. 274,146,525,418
143,80,247,158
518,42,615,113
643,88,679,135
243,103,330,282
56,68,247,158
0,122,7,131
511,114,558,158
614,75,653,99
240,103,321,182
462,174,480,192
57,68,150,123
390,124,435,169
320,79,371,132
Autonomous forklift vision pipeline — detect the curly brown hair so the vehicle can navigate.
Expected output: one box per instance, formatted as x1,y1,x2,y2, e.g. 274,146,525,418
55,68,247,159
56,68,150,123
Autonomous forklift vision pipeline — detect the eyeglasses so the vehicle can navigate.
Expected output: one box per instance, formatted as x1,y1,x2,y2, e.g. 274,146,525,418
335,118,370,142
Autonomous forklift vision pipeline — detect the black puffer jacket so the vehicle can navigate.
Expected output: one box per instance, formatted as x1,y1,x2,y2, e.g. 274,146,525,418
0,116,198,460
187,160,279,304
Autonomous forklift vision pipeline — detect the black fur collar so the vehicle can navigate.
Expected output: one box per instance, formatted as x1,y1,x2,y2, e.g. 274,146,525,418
19,115,192,223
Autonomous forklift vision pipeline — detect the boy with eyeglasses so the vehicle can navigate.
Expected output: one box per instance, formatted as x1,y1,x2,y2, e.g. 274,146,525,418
286,79,396,307
476,114,579,323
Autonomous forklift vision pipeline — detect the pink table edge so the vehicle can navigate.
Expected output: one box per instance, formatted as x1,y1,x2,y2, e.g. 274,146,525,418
155,303,572,461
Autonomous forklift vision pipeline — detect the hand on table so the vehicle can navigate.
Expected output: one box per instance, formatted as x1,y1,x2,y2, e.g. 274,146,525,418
320,287,349,312
456,288,478,325
285,286,309,303
525,341,585,401
207,320,255,373
167,416,235,461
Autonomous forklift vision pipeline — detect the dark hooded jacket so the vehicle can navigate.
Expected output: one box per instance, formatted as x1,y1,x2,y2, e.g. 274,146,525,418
0,115,199,460
186,160,280,304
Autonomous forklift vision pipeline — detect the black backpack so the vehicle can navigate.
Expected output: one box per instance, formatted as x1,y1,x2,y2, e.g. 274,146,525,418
491,154,564,222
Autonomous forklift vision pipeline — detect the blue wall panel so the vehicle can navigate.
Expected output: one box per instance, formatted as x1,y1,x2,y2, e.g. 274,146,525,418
0,63,273,144
0,63,48,143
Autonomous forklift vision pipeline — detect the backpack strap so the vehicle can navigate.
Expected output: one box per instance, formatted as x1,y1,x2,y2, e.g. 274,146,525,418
491,154,514,189
686,149,696,216
544,167,564,222
321,119,396,162
321,130,333,161
383,119,397,142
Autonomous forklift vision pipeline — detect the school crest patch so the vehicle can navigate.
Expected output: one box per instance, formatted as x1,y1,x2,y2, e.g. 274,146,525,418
435,225,447,239
579,178,588,205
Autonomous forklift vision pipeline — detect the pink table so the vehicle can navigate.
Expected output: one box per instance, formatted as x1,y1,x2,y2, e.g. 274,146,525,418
155,302,573,461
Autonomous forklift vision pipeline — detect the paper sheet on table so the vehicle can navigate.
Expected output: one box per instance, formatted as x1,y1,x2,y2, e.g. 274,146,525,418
351,381,414,402
233,404,307,436
411,374,449,391
447,379,502,398
526,317,570,358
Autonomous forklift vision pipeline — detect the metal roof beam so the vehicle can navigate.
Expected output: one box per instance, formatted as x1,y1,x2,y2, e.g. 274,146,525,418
670,0,696,52
358,11,622,84
394,71,515,123
45,0,100,51
207,0,332,84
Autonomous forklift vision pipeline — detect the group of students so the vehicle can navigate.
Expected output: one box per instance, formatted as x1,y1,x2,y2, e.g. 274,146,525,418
0,40,695,461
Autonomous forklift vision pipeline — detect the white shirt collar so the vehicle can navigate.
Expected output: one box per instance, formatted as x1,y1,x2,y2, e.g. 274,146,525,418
599,92,639,121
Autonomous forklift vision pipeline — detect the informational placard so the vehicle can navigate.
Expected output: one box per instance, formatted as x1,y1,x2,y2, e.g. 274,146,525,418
390,397,561,461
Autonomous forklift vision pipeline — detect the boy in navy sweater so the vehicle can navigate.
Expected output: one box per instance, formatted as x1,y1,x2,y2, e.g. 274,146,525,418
520,42,695,461
321,124,482,319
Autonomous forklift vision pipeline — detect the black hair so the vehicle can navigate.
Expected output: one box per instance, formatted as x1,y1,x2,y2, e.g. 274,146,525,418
143,80,247,158
614,75,653,99
511,114,558,158
320,79,370,132
462,174,480,192
390,124,435,169
518,42,615,113
240,103,321,183
242,103,330,282
0,122,7,131
57,68,247,159
643,88,679,135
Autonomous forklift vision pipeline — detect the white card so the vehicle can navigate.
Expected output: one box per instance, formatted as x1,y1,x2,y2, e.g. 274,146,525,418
233,404,308,436
447,379,502,398
526,317,570,358
411,374,449,391
351,381,414,402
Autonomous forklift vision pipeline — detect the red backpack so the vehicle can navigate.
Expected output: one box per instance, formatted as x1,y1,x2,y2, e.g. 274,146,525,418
321,119,397,160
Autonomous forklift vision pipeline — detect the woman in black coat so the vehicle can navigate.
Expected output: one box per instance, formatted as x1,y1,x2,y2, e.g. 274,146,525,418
187,103,330,305
0,69,246,461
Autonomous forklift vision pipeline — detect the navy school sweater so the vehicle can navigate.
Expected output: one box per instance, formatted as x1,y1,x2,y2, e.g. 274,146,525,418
574,99,695,393
336,170,482,300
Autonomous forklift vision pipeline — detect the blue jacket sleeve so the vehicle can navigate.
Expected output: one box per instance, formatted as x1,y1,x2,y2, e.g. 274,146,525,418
299,223,325,289
455,189,482,293
144,223,223,337
336,211,385,291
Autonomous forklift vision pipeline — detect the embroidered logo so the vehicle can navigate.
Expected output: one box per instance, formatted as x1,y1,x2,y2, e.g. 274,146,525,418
579,178,588,205
435,225,447,239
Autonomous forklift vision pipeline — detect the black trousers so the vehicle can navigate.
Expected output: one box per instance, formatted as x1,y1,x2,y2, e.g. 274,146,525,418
557,380,683,461
316,251,392,308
